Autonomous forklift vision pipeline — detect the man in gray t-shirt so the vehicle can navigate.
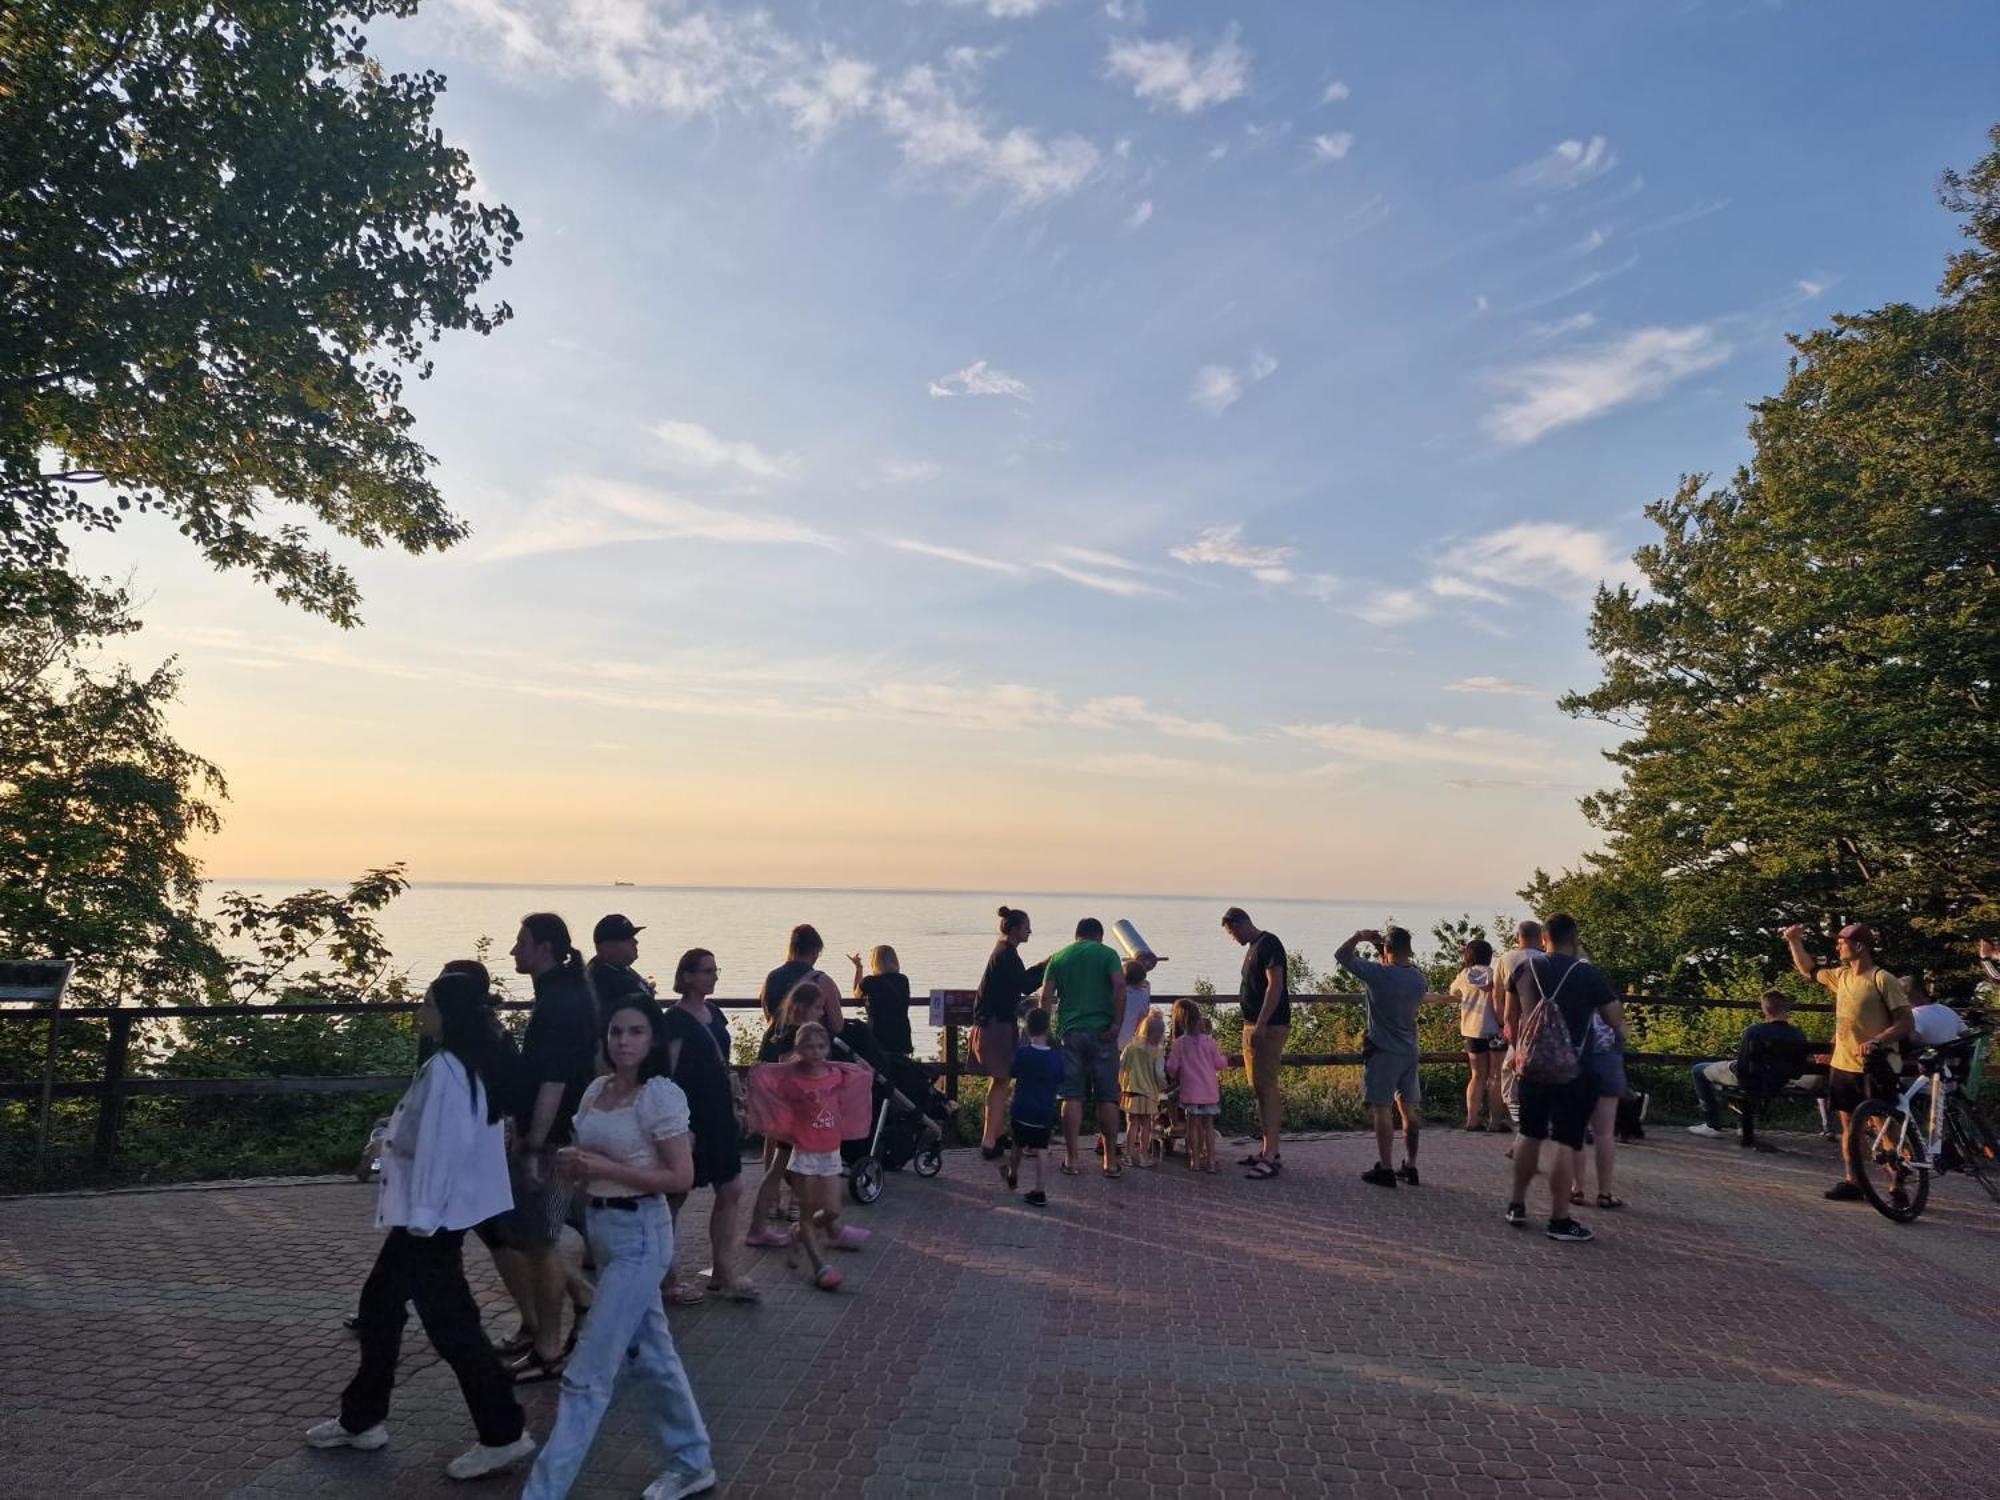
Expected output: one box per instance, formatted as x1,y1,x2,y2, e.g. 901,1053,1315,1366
1336,927,1430,1189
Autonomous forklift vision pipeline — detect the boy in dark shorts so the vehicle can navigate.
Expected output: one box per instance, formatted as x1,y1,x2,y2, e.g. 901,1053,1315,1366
1008,1008,1065,1207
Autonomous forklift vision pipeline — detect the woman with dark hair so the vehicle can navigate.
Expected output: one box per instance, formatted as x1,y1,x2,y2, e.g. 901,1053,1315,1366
1450,939,1505,1131
307,971,534,1481
974,906,1047,1163
660,947,758,1304
520,995,715,1500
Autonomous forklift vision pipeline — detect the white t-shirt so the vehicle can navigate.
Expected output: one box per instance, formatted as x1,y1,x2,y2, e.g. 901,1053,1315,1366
573,1075,691,1198
1910,1003,1966,1048
1490,947,1541,1033
1450,965,1499,1039
1119,984,1152,1050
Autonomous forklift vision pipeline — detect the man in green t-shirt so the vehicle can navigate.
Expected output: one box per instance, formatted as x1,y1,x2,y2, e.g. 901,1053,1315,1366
1039,918,1129,1177
1784,921,1913,1202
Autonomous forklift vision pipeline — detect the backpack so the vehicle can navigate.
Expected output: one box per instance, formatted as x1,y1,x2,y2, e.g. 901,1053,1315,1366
1516,958,1584,1085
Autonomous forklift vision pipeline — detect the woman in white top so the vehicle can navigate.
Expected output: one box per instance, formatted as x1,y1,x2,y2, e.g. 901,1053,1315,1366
306,970,532,1481
1450,939,1506,1132
521,995,715,1500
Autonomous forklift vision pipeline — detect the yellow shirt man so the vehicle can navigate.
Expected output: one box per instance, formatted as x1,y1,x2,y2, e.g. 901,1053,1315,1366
1816,964,1909,1074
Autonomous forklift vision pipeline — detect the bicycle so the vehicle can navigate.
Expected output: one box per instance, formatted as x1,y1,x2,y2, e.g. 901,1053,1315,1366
1847,1021,1999,1223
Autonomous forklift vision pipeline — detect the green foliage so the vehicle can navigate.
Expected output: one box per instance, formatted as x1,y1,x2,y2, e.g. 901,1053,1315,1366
0,0,521,626
1536,128,2000,999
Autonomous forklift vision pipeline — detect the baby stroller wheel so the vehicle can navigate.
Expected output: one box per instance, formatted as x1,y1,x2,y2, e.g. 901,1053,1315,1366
849,1157,884,1205
912,1144,943,1178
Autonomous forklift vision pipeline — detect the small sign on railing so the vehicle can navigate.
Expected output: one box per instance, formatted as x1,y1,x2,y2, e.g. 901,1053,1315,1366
929,988,977,1027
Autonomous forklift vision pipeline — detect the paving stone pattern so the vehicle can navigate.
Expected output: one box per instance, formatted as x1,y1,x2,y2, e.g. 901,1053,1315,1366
2,1130,1997,1499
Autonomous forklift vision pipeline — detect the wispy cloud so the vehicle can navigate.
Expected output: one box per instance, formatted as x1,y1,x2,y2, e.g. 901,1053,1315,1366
1170,525,1293,570
1569,225,1610,256
941,0,1059,16
1105,30,1250,113
868,680,1064,733
877,64,1100,203
1426,573,1505,605
1469,521,1643,601
482,478,838,562
1035,560,1167,597
1321,79,1351,103
1509,254,1640,315
1445,676,1543,698
650,419,793,481
1794,277,1826,299
876,456,943,484
1072,694,1240,742
885,537,1023,574
929,359,1034,400
1283,721,1557,773
1189,349,1278,414
1528,312,1598,340
1309,132,1354,163
1125,199,1154,230
1483,323,1731,446
1050,544,1160,575
1633,197,1731,236
1510,136,1619,192
1351,588,1430,628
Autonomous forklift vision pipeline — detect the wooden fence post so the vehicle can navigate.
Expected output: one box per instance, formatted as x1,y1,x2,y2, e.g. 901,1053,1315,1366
944,1023,961,1099
90,1010,134,1172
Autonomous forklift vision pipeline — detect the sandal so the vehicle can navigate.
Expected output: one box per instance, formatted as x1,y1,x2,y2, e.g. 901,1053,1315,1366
1237,1153,1266,1167
813,1265,844,1292
1569,1188,1586,1207
1245,1158,1282,1180
705,1277,762,1303
1596,1193,1626,1210
1058,1161,1082,1177
496,1327,535,1359
998,1158,1018,1190
743,1227,791,1249
1101,1164,1123,1180
664,1281,707,1306
508,1350,568,1385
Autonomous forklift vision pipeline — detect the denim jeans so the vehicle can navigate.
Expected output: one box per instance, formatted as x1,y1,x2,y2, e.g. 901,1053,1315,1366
1690,1060,1735,1128
521,1198,712,1499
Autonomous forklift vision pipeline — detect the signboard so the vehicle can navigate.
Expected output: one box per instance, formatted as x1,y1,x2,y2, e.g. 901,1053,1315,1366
928,988,977,1027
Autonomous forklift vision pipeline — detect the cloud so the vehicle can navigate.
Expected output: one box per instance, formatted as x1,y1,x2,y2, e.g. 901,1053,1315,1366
1322,80,1350,103
1188,349,1278,414
1569,225,1610,255
877,65,1100,203
868,681,1064,732
770,51,876,146
1351,588,1430,627
1309,132,1354,163
1035,561,1165,597
1050,544,1158,574
885,538,1023,574
928,359,1034,400
1072,694,1240,743
1632,197,1731,235
1471,520,1642,600
650,419,793,481
1170,525,1294,571
1795,277,1826,299
1510,136,1618,192
1125,199,1154,230
1509,254,1640,315
1483,323,1731,446
876,456,943,484
1444,676,1543,698
1283,721,1556,773
1528,312,1598,340
1105,30,1249,113
942,0,1059,15
482,478,839,561
1426,574,1506,606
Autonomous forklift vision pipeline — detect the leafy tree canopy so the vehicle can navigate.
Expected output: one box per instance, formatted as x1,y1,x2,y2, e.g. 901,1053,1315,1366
1532,127,2000,995
0,0,520,625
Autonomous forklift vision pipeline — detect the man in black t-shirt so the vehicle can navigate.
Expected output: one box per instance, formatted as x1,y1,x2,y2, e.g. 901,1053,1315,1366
1498,912,1624,1243
1688,990,1815,1141
584,912,652,1017
1224,907,1289,1178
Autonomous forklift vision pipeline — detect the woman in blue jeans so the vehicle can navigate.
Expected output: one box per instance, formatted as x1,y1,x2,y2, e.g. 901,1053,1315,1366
522,996,716,1500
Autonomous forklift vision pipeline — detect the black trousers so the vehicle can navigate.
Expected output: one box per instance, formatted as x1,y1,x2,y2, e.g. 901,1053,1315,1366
340,1227,524,1446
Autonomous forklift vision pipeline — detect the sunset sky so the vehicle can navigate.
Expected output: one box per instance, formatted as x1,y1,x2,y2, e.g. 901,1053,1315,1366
74,0,1998,901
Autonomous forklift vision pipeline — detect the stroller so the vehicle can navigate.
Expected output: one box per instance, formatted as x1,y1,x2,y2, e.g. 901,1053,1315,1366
836,1026,951,1205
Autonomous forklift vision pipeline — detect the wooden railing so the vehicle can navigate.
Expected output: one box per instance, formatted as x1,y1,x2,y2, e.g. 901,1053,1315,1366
0,991,1835,1172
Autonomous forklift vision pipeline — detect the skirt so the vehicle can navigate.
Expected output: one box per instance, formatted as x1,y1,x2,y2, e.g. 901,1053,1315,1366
972,1019,1018,1080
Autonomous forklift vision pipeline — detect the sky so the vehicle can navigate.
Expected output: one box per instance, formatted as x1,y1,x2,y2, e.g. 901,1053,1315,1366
73,0,2000,901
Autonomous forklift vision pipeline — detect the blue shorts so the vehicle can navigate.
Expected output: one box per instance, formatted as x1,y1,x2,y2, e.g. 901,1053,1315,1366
1057,1027,1120,1106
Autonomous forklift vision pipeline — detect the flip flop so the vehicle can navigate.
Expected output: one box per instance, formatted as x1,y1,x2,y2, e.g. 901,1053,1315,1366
1101,1165,1123,1180
508,1350,568,1385
1058,1161,1083,1177
664,1281,707,1306
1596,1194,1626,1210
705,1278,762,1303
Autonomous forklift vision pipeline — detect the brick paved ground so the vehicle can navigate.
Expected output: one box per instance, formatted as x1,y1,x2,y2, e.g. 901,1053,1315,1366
3,1128,1997,1500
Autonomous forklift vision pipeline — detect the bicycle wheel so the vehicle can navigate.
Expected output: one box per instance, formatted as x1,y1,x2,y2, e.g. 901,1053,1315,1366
1946,1097,2000,1203
1850,1100,1929,1222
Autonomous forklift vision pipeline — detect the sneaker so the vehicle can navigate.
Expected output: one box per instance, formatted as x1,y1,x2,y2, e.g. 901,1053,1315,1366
830,1225,872,1250
305,1419,388,1450
643,1466,720,1500
1023,1189,1047,1207
1545,1218,1595,1243
1504,1201,1526,1227
1360,1164,1398,1189
1396,1164,1420,1187
445,1434,536,1481
1824,1181,1865,1202
1686,1123,1724,1138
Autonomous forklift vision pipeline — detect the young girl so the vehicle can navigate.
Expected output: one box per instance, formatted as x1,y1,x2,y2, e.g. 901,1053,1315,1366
746,1022,874,1290
849,943,914,1058
519,996,714,1500
745,981,827,1247
1117,958,1152,1051
308,970,530,1481
1166,1000,1226,1173
1118,1009,1168,1166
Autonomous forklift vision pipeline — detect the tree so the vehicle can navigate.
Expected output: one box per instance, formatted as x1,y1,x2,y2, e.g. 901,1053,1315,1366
0,0,520,626
1537,127,2000,995
0,570,225,1002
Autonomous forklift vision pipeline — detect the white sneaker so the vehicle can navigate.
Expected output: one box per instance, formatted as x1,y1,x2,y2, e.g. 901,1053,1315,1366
643,1467,719,1500
305,1419,388,1450
444,1434,537,1480
1686,1123,1723,1138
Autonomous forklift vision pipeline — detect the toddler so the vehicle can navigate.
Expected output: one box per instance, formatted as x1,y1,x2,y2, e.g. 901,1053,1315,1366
1166,1000,1225,1173
1118,1010,1167,1166
1007,1007,1065,1207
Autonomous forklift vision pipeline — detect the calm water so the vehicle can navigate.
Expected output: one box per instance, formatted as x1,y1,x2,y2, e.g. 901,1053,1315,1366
208,881,1515,1055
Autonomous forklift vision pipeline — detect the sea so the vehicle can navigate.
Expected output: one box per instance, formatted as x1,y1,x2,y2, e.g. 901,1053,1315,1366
207,881,1515,1054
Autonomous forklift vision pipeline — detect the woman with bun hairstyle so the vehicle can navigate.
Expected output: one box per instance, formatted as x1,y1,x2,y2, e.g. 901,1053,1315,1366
660,948,758,1305
973,906,1047,1166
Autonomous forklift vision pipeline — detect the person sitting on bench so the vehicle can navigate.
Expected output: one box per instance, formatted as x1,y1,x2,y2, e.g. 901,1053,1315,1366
1688,991,1814,1144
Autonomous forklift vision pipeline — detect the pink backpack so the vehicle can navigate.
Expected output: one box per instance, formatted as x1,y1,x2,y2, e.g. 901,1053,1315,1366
1515,958,1583,1085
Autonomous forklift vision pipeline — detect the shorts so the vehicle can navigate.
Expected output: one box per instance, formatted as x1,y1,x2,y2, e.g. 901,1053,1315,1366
1463,1035,1504,1054
787,1148,844,1178
1182,1102,1221,1117
1122,1093,1158,1117
1516,1076,1597,1149
1010,1120,1053,1150
972,1020,1018,1080
1828,1067,1893,1117
1363,1050,1422,1107
1589,1046,1628,1099
483,1149,575,1249
1057,1027,1120,1106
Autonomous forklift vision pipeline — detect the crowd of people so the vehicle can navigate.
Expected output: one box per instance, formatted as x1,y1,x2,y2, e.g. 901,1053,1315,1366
299,902,1990,1492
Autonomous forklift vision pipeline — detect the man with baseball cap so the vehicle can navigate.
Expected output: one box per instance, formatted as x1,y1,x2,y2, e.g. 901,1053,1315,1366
586,914,652,1014
1783,920,1913,1201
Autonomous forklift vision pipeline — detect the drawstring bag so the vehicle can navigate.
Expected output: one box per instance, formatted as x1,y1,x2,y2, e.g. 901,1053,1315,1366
1516,959,1583,1085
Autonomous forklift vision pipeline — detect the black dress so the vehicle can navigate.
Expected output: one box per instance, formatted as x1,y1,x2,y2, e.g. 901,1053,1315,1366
859,973,914,1056
663,1003,742,1189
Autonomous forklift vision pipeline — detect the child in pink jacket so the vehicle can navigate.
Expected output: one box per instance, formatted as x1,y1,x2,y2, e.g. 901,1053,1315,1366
1166,1000,1226,1173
